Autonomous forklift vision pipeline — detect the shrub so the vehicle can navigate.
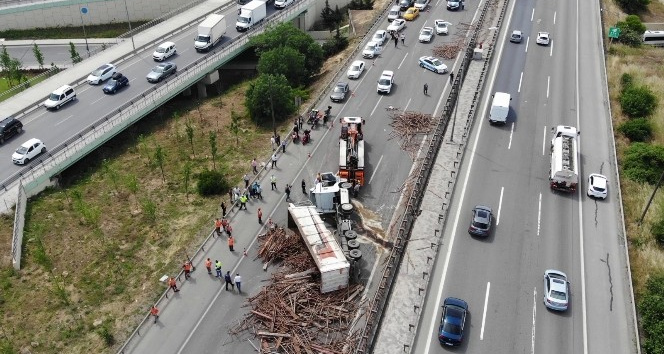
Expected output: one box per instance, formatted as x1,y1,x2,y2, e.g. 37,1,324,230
652,218,664,245
620,85,658,118
615,0,650,13
639,273,664,353
622,142,664,184
618,118,652,142
616,29,644,47
622,15,647,34
196,169,229,196
322,28,349,57
620,73,634,92
349,0,373,10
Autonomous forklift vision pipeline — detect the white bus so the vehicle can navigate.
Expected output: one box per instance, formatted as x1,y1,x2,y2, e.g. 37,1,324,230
643,30,664,46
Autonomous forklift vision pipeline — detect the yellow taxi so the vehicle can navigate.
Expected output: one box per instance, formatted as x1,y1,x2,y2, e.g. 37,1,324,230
403,7,420,20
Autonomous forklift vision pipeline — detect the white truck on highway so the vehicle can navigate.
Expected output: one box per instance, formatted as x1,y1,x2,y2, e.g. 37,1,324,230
236,0,267,32
550,125,579,192
195,14,227,52
488,91,511,124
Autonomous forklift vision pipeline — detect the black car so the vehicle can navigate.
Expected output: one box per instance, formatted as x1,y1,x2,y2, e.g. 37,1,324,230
399,0,414,10
468,205,493,236
0,117,23,144
103,73,129,94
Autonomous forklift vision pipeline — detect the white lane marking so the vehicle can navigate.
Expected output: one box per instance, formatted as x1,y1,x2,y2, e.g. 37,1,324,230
497,187,504,225
508,122,514,149
398,52,409,70
23,110,47,125
403,97,412,112
525,37,529,52
531,8,535,21
518,71,523,93
542,126,547,156
537,193,542,236
546,76,550,98
480,282,491,340
423,0,515,347
554,11,557,25
550,41,553,57
531,287,537,354
370,95,384,117
368,155,383,184
54,115,73,126
90,96,106,105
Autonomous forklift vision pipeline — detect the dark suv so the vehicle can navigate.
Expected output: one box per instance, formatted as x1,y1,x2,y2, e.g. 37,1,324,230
0,117,23,144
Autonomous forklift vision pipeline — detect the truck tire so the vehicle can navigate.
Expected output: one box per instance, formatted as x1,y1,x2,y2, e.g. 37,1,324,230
347,239,360,250
345,230,357,240
349,249,362,260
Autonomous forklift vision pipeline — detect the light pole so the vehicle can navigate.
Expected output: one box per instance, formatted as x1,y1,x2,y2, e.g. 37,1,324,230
123,0,136,50
79,6,90,57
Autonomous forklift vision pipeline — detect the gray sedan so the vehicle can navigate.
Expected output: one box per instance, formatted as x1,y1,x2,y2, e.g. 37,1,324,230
146,62,177,83
330,82,349,103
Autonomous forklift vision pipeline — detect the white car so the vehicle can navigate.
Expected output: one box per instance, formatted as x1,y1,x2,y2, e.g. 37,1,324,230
543,269,569,311
372,30,389,45
419,27,434,42
414,0,429,10
43,85,76,110
153,41,177,61
419,56,448,74
87,64,116,85
347,60,366,79
435,20,450,35
536,32,550,45
587,173,608,199
274,0,293,8
387,19,406,32
12,138,46,165
362,41,382,58
377,70,394,94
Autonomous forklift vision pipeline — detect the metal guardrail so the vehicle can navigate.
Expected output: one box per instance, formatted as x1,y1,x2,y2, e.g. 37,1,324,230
354,0,503,352
11,180,25,269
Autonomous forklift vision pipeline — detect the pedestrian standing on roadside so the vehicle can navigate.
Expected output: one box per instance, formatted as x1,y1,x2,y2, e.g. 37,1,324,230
251,158,258,174
267,217,275,230
215,260,222,278
214,218,222,237
424,83,428,95
281,139,286,153
243,174,250,188
205,258,212,274
182,260,193,279
233,186,240,201
228,235,235,251
240,194,248,210
221,218,229,235
168,276,179,292
400,33,405,45
150,306,160,323
298,116,304,130
220,201,227,217
450,72,454,84
275,134,281,147
256,183,263,200
394,36,398,48
285,184,291,201
226,223,233,237
257,208,263,224
270,175,277,190
224,271,234,290
270,135,276,150
228,188,233,203
302,179,307,194
271,153,278,168
234,273,242,293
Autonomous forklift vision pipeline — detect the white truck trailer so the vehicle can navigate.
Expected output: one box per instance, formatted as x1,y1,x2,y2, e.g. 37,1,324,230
236,0,267,32
195,14,227,52
550,125,579,192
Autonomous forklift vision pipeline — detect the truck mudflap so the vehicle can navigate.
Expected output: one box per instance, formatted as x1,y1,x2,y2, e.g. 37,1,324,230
550,180,577,192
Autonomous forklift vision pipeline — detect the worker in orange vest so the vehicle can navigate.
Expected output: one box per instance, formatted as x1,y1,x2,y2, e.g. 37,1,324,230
221,218,229,234
228,235,235,252
257,208,263,224
226,223,233,237
182,261,193,279
214,218,222,237
168,277,179,292
205,258,212,274
150,306,159,323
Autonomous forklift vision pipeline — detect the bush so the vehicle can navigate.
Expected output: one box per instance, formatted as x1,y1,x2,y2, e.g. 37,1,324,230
622,142,664,184
349,0,373,10
322,28,349,57
616,29,644,47
621,73,634,92
618,118,652,142
620,85,658,118
196,169,230,196
615,0,650,13
652,218,664,245
622,15,647,34
639,273,664,353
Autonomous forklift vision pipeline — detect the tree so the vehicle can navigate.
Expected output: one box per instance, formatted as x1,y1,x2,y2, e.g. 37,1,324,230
245,74,296,125
185,120,195,157
0,45,10,73
333,5,343,26
321,0,336,31
257,46,306,86
622,142,664,184
154,145,166,183
250,23,324,83
69,42,82,64
32,43,44,70
6,58,25,87
616,15,647,47
230,110,241,145
620,85,658,118
639,273,664,353
182,162,192,201
209,131,218,170
322,27,349,57
615,0,650,14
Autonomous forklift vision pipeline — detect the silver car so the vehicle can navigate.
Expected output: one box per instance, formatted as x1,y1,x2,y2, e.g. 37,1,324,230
330,82,349,103
146,62,177,83
543,269,569,311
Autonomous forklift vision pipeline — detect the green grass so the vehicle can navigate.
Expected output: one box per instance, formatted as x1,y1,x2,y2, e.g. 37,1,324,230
0,21,150,40
0,72,51,102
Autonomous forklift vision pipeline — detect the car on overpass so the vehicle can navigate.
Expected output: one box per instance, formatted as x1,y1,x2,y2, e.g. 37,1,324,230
43,85,76,110
438,297,468,346
87,64,117,85
103,73,130,94
12,138,46,165
147,62,177,83
0,117,23,145
153,41,177,61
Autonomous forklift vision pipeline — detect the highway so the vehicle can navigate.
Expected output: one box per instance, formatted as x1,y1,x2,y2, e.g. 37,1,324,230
124,0,482,352
413,0,637,353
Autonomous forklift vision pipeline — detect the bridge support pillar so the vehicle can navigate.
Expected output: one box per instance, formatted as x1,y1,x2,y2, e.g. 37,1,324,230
197,82,207,99
182,87,192,97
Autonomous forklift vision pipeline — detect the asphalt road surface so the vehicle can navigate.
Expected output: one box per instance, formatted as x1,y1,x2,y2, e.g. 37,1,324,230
413,0,637,353
3,42,105,68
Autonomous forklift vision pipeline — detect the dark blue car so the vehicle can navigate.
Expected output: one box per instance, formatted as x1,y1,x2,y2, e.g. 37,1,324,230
439,297,468,346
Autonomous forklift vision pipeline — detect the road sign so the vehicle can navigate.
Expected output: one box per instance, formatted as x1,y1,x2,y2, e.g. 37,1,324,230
81,7,88,14
609,27,621,39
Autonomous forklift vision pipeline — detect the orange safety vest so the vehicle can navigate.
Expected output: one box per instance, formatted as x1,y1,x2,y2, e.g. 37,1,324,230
228,237,234,246
205,259,212,268
184,262,192,271
258,209,263,218
169,278,176,287
215,219,222,228
150,307,159,316
226,224,233,233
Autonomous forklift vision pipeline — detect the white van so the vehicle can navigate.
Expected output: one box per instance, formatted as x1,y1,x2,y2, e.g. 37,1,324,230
387,6,401,21
153,41,177,61
274,0,293,8
44,85,76,110
488,92,511,124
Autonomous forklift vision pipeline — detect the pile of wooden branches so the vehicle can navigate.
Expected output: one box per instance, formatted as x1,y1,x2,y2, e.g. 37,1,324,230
388,110,435,159
231,228,366,353
432,38,465,59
